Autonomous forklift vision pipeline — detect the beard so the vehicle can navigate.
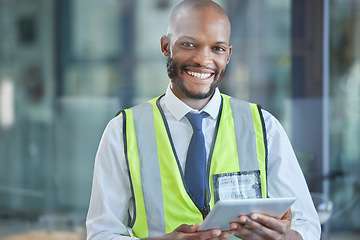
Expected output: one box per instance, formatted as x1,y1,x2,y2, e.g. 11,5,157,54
166,57,225,99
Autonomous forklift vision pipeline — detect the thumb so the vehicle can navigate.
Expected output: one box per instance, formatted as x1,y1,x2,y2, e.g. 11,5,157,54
281,208,292,221
175,223,200,233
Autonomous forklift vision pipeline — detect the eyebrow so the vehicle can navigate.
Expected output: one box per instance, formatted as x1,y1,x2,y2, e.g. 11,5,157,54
215,41,230,45
180,35,197,41
179,36,230,45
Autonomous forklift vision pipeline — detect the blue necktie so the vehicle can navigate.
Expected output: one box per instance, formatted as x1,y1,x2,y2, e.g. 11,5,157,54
185,112,207,208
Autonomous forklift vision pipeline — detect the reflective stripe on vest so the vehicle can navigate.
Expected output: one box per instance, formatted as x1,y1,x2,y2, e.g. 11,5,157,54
122,94,268,238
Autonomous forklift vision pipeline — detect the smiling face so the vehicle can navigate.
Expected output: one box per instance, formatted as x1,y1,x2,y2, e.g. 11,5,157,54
161,1,232,106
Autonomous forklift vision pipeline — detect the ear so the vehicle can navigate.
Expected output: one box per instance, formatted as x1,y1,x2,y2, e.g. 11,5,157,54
160,35,170,57
226,45,233,64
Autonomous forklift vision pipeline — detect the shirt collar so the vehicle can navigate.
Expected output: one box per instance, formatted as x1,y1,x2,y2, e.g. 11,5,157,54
163,84,221,121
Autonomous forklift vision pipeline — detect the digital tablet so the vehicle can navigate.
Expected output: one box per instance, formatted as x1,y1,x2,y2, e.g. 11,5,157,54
198,197,296,231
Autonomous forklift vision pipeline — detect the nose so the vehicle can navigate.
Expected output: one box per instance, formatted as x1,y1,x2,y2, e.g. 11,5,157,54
192,47,213,66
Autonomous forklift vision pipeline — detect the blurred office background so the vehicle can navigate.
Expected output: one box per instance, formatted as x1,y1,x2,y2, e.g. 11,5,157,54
0,0,359,239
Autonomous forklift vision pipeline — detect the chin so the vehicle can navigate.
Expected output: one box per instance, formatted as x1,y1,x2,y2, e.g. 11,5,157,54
183,85,216,100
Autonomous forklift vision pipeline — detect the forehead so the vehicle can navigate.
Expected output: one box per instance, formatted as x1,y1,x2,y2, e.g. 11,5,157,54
170,8,231,43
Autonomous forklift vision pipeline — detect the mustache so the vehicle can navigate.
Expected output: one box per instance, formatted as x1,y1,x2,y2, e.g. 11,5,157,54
179,63,219,75
166,58,220,78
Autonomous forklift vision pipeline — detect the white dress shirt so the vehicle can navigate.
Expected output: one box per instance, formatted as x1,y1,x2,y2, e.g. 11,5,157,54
86,85,321,240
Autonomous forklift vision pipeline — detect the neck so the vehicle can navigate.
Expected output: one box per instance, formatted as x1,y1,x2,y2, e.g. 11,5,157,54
170,84,213,110
182,98,211,111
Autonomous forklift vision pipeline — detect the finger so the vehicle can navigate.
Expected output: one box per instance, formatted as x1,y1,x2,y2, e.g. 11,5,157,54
249,214,281,237
207,230,231,240
195,229,222,239
229,217,262,240
218,230,231,239
250,212,291,234
233,215,283,240
175,224,222,239
208,232,230,240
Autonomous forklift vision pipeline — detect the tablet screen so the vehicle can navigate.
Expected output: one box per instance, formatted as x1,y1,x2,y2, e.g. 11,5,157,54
198,197,296,231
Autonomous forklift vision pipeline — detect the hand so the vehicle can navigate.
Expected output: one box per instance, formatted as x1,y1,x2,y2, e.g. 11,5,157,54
229,209,303,240
148,223,230,240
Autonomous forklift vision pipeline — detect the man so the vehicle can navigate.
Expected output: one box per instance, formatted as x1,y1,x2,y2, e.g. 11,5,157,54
86,0,321,239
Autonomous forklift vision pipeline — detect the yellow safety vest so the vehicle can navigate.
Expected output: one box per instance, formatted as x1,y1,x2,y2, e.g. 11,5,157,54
120,94,268,238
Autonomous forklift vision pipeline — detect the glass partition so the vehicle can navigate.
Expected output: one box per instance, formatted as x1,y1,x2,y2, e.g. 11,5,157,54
0,0,359,239
329,0,360,233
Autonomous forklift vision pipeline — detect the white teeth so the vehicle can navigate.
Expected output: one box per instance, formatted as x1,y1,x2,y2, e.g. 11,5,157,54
186,70,211,79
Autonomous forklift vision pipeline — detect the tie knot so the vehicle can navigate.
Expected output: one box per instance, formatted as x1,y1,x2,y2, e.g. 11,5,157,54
186,112,206,130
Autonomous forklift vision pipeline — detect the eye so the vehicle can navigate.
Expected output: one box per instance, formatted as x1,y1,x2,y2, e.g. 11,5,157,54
181,42,195,48
213,46,226,52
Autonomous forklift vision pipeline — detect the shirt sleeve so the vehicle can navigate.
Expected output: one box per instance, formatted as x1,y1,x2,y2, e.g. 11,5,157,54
86,115,139,240
263,110,321,240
